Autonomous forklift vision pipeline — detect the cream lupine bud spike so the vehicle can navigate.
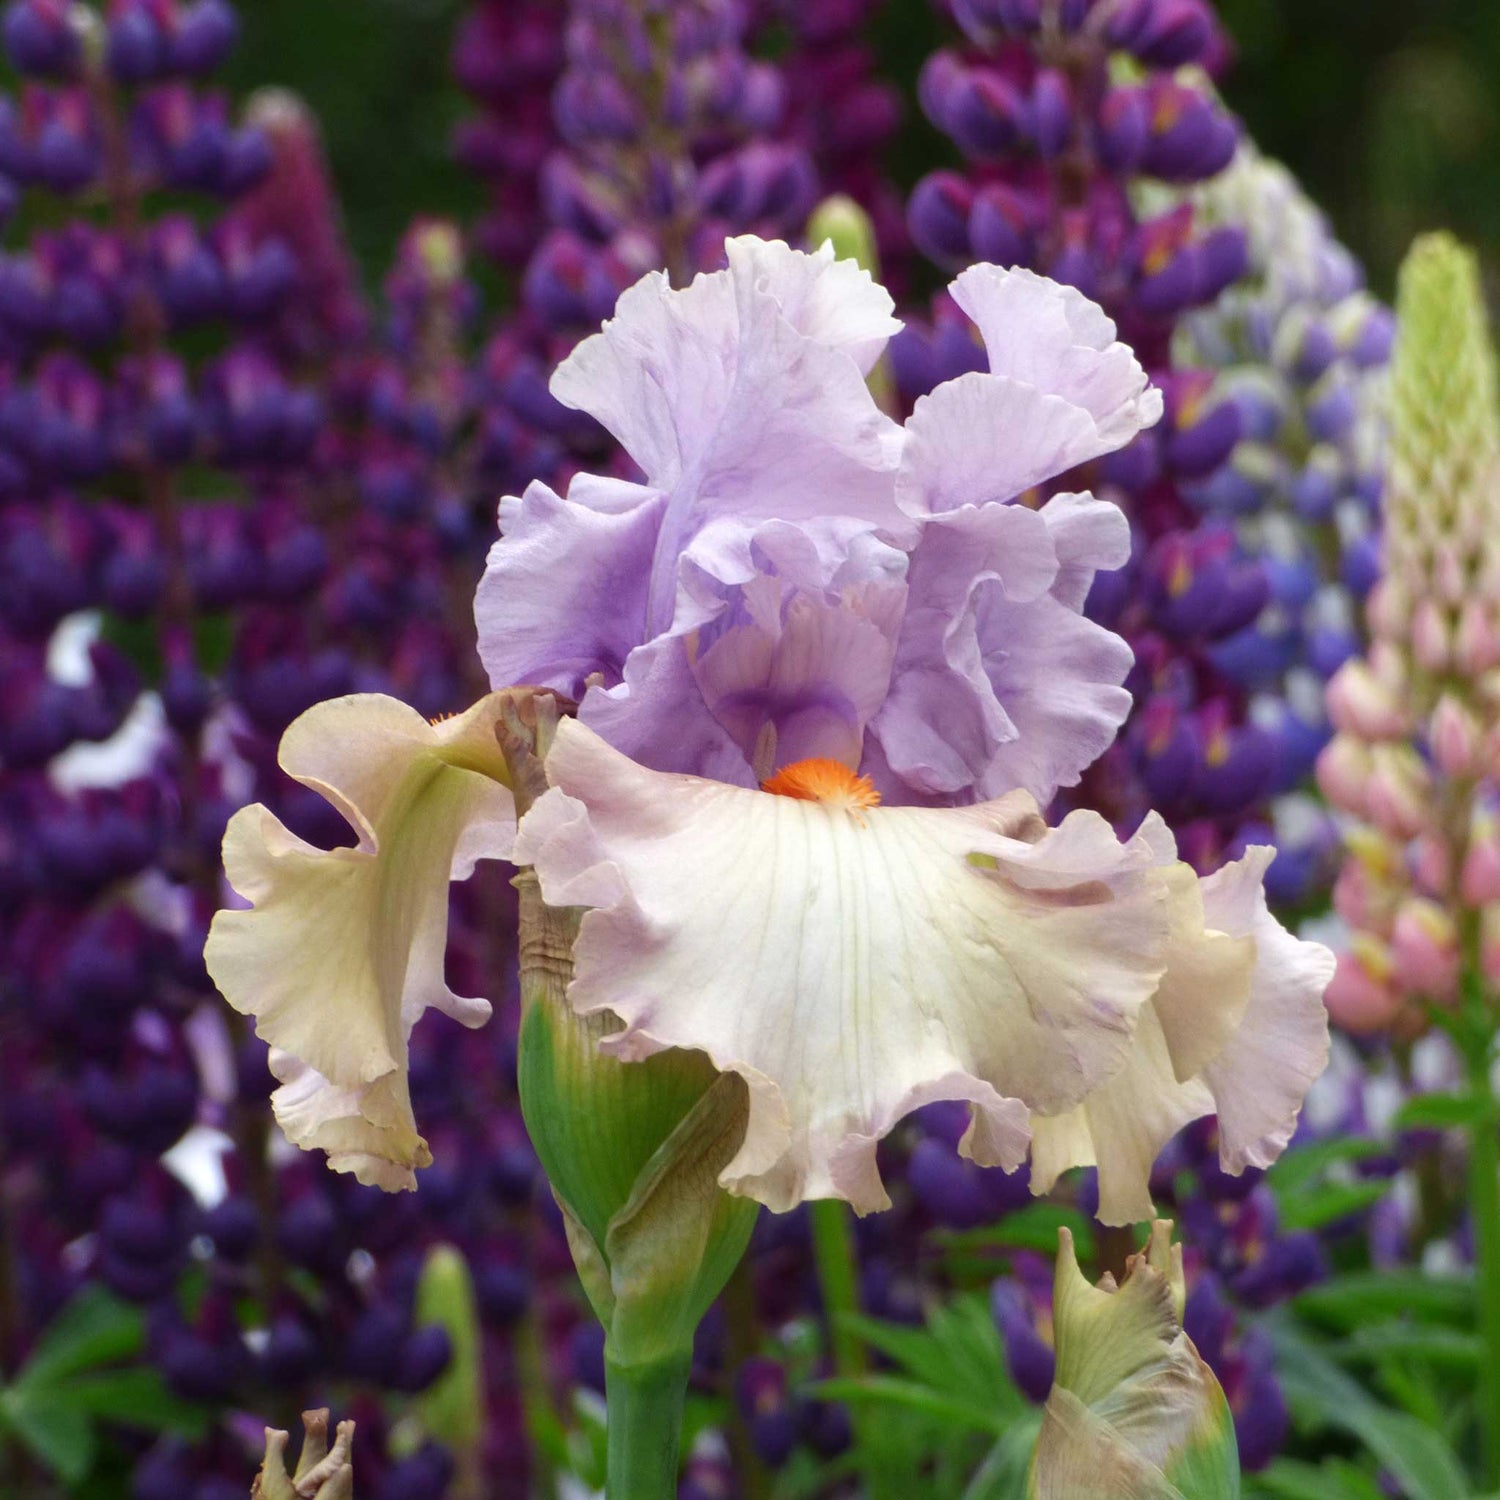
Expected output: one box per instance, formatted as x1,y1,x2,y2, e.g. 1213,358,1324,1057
1320,235,1500,1033
1030,1223,1239,1500
1372,232,1500,692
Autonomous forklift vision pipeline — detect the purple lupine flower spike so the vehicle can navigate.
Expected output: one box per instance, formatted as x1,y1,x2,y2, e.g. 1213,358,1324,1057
904,0,1271,876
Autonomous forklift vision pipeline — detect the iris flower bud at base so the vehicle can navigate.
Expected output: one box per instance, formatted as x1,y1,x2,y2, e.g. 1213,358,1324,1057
253,1409,354,1500
1030,1222,1240,1499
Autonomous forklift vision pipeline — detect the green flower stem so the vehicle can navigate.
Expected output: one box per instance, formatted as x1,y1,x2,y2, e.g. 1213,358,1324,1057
810,1199,896,1498
809,1199,867,1382
605,1351,692,1499
723,1256,772,1500
1466,1029,1500,1489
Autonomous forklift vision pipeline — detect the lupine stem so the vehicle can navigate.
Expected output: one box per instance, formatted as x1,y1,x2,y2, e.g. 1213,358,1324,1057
604,1352,692,1499
1465,1013,1500,1488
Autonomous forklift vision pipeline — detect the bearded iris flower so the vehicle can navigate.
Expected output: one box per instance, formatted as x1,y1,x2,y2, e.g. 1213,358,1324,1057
208,236,1332,1223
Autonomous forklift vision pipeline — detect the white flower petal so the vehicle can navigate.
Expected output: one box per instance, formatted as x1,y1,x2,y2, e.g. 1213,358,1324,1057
514,720,1174,1214
1029,844,1332,1224
206,693,515,1189
1199,846,1335,1172
1031,1009,1216,1227
268,1050,429,1192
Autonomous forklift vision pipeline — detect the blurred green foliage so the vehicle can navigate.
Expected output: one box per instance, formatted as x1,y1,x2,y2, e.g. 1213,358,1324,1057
1218,0,1500,296
223,0,479,290
228,0,1500,313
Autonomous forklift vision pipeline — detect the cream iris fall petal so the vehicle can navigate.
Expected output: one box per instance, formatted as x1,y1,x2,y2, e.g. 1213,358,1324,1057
205,693,517,1190
1030,841,1334,1226
513,718,1186,1215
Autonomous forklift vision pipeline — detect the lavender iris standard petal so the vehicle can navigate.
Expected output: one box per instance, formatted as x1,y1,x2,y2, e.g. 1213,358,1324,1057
478,238,1157,797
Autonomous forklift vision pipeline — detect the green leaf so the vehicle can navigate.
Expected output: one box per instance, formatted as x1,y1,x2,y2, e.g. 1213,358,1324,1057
836,1313,961,1393
0,1288,208,1483
1264,1137,1388,1199
1293,1270,1473,1332
1249,1456,1387,1500
837,1296,1024,1425
961,1411,1044,1500
813,1375,1010,1436
1265,1136,1393,1232
822,1293,1029,1473
1270,1323,1472,1500
0,1385,96,1484
63,1368,209,1438
936,1203,1096,1262
1275,1179,1393,1232
16,1287,144,1387
1343,1324,1480,1373
1395,1092,1492,1131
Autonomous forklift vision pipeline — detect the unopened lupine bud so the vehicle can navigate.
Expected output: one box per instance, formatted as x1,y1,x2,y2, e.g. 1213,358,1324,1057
1343,824,1406,886
1384,235,1500,608
1431,693,1483,779
1326,659,1405,740
1364,744,1432,842
1332,856,1400,934
1390,897,1460,1004
1315,733,1372,815
1411,599,1452,674
1365,577,1408,642
1462,815,1500,906
1323,939,1402,1036
1410,832,1453,898
1455,598,1500,676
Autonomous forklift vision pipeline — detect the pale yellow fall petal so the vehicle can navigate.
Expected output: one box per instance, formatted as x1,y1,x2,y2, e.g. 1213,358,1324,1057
206,693,516,1190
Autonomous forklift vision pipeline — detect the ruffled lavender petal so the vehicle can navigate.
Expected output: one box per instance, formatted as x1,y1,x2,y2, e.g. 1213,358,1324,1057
872,502,1057,798
898,372,1117,518
548,241,909,636
693,576,905,774
580,631,754,785
950,262,1164,451
974,497,1135,802
727,236,903,375
476,479,666,698
874,492,1134,805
